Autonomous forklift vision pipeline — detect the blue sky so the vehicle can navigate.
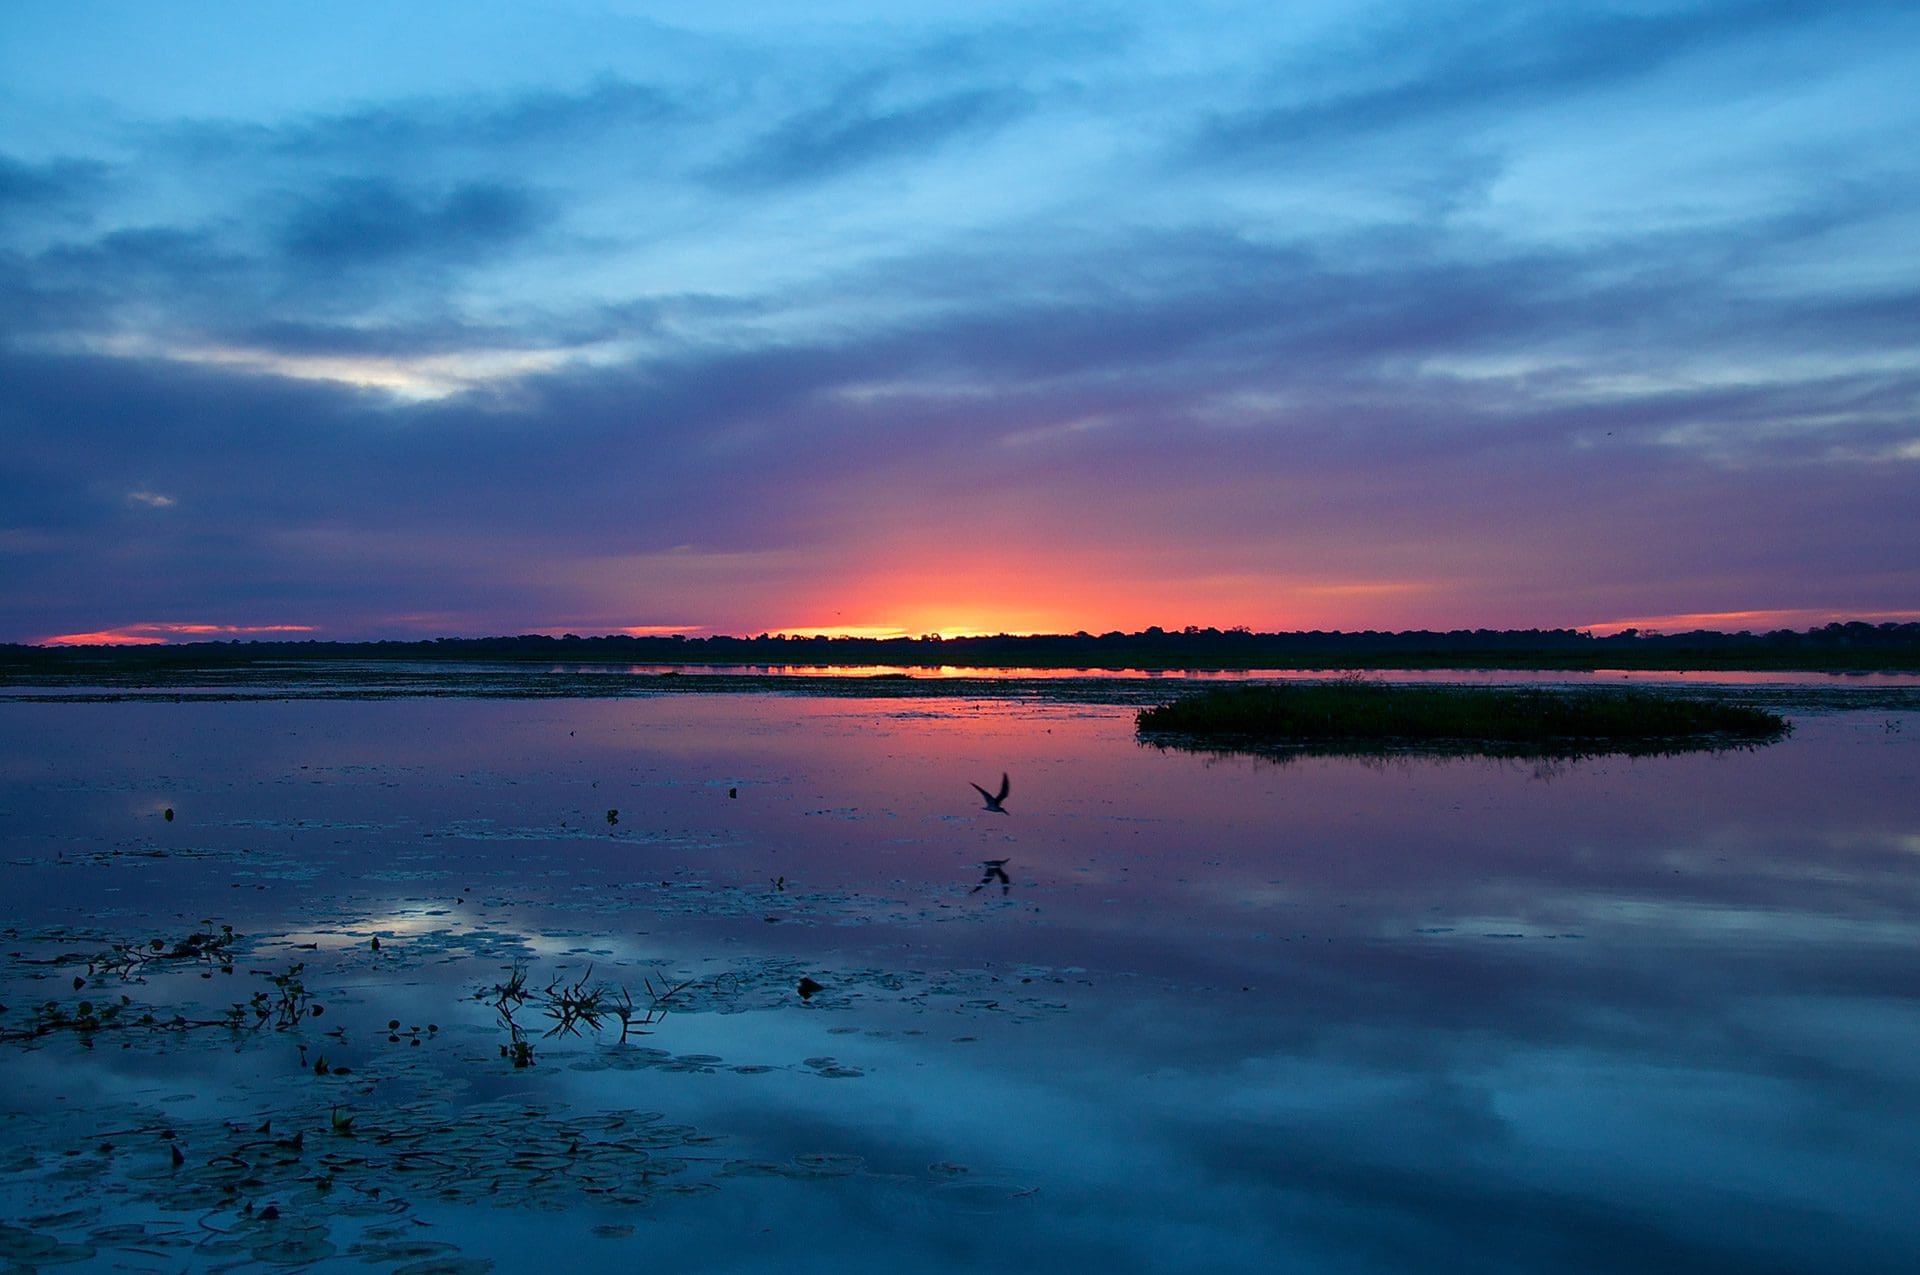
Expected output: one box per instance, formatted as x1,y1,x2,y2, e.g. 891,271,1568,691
3,1,1916,642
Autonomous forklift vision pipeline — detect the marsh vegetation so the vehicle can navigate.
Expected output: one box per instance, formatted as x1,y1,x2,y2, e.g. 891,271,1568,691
1136,680,1790,755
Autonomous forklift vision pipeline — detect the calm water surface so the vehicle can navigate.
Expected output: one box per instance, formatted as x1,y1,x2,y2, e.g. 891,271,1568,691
1,690,1916,1272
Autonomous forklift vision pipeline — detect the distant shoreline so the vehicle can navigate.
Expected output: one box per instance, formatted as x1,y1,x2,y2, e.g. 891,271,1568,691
4,622,1918,674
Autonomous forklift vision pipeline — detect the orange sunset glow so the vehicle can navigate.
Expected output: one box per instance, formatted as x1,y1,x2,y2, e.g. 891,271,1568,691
2,1,1913,650
43,623,317,647
735,542,1450,640
1581,609,1920,637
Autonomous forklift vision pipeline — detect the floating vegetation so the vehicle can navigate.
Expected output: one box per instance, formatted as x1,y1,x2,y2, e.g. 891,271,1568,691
0,1223,98,1266
0,1098,730,1269
5,994,142,1043
1137,681,1792,757
82,924,238,981
0,912,1087,1275
236,961,323,1029
0,932,333,1047
482,963,694,1067
3,909,1081,1266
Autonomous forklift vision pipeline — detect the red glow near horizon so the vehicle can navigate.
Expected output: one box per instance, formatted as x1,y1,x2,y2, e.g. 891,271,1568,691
1581,608,1920,636
752,557,1273,640
758,570,1917,639
42,623,318,647
33,603,1917,648
753,600,1920,642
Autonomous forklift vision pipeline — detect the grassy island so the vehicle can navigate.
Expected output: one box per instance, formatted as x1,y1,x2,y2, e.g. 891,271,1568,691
1136,681,1790,755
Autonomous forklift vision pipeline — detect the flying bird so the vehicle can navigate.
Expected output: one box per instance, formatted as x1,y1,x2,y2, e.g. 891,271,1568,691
970,772,1010,813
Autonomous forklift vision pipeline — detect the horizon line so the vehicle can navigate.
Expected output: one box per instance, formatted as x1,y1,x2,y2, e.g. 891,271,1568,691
18,617,1920,651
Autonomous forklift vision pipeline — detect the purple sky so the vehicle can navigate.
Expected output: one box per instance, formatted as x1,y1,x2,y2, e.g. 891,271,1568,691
3,1,1916,643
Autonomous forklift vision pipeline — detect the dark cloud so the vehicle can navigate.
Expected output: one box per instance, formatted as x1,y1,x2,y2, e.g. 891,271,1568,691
7,194,1916,640
276,177,547,264
1,2,1914,637
216,316,532,359
265,77,683,158
40,223,247,286
0,171,556,353
707,83,1026,188
0,224,252,346
0,153,108,211
1195,0,1901,160
155,77,695,215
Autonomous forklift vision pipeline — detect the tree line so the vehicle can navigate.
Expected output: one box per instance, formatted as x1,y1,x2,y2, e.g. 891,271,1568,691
7,621,1918,672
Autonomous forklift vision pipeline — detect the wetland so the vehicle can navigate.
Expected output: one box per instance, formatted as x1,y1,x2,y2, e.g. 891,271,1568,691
1,668,1917,1272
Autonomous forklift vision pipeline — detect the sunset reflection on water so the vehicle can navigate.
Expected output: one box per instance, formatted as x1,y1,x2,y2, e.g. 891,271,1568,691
1,688,1915,1272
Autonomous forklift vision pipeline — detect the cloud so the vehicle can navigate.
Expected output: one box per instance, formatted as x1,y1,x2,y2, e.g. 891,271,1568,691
0,152,108,211
708,82,1027,188
276,177,547,264
1,2,1916,639
1193,0,1905,160
250,77,685,160
1585,608,1920,635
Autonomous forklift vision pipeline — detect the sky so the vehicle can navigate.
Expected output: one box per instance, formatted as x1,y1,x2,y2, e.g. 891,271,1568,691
2,0,1916,644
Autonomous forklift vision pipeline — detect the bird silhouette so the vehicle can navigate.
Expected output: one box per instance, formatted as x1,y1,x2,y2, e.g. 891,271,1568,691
970,772,1010,813
971,858,1012,894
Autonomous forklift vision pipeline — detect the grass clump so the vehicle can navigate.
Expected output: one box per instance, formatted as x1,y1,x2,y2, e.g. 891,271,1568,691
1136,681,1788,755
479,963,693,1068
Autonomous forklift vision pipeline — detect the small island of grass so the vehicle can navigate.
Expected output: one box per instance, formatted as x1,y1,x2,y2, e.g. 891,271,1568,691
1136,681,1790,756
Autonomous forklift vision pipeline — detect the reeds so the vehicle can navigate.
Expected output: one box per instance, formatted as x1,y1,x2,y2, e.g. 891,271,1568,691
1136,681,1788,752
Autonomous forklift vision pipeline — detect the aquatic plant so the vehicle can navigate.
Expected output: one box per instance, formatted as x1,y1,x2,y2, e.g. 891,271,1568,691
1,944,324,1047
539,966,609,1038
1137,682,1790,755
82,924,237,982
384,1017,435,1047
13,996,132,1041
484,965,538,1065
240,963,321,1029
9,1097,727,1264
480,963,693,1065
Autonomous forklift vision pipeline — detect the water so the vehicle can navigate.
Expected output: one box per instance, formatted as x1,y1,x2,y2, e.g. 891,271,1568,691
1,685,1916,1272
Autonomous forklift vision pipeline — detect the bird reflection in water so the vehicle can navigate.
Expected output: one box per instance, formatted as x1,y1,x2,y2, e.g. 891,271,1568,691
972,858,1012,895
